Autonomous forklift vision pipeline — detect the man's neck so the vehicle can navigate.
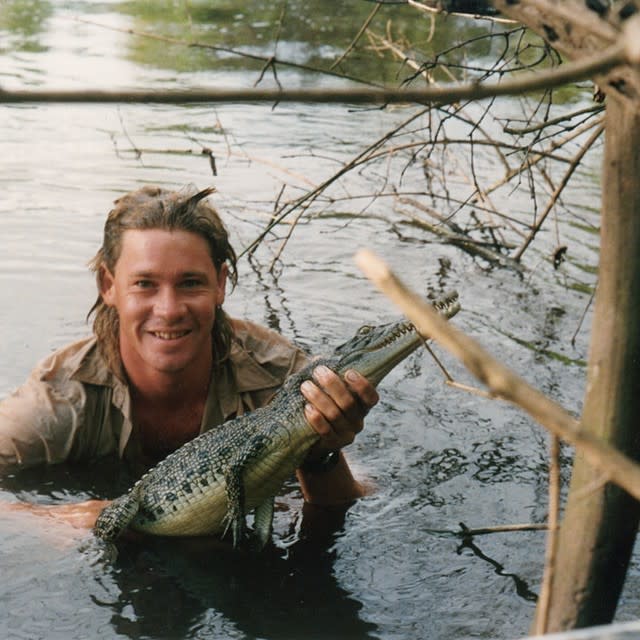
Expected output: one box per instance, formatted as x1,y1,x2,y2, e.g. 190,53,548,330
125,360,213,460
122,354,213,409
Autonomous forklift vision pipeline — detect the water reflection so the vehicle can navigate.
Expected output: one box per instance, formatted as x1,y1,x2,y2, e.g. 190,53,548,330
2,460,377,639
101,504,377,640
111,0,503,84
457,530,538,602
0,0,51,53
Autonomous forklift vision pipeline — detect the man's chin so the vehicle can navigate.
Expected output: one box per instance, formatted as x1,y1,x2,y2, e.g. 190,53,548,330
144,353,192,375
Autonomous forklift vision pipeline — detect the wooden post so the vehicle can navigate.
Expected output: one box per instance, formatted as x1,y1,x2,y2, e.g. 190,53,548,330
538,96,640,631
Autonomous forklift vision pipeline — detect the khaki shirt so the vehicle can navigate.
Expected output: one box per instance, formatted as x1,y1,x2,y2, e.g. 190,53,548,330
0,318,309,471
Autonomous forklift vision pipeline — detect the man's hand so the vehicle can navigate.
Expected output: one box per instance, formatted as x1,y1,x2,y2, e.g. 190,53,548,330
301,366,379,454
297,366,377,505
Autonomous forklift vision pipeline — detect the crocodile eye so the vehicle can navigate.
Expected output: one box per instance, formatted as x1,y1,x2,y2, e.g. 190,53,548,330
357,325,374,336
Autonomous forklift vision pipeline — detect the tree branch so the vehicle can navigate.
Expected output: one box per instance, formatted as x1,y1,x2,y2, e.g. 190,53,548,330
0,36,627,106
355,249,640,503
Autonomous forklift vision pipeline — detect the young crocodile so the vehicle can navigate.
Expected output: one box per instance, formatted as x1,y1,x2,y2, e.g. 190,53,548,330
93,292,460,548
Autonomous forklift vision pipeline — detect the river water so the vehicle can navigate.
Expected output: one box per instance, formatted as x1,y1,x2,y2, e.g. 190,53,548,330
0,2,633,639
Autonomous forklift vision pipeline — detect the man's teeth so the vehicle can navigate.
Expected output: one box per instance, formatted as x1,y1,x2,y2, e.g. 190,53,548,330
152,331,189,340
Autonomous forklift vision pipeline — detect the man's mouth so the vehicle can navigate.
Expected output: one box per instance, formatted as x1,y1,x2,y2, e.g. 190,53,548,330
150,330,191,341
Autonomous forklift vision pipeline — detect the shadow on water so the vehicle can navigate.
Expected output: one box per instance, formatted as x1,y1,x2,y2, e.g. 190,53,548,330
456,528,538,603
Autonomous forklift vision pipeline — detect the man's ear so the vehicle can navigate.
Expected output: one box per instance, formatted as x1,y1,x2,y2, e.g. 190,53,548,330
98,265,116,306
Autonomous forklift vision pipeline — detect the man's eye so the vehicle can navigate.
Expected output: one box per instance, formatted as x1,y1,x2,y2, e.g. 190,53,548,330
182,279,203,288
134,280,154,289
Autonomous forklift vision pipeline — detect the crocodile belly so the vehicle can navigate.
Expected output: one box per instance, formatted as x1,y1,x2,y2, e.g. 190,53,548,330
130,477,228,537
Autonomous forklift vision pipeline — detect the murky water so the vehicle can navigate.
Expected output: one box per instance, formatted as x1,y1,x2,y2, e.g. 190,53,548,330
0,2,625,639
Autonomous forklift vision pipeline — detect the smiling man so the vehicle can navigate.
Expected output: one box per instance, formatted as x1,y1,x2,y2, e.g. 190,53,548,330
0,186,378,529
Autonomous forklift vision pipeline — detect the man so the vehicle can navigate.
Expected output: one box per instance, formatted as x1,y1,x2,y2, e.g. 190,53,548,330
0,185,378,531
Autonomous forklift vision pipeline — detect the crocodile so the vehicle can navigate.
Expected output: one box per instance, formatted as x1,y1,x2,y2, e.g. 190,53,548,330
93,292,460,548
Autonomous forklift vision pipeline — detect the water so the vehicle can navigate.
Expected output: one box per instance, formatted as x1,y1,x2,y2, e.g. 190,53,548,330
0,2,616,639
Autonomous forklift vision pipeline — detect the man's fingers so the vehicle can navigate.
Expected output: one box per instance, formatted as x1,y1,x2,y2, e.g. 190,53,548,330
303,401,333,437
300,365,379,445
344,370,379,417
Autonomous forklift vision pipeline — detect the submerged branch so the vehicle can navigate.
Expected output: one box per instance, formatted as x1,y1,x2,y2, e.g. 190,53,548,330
396,204,523,268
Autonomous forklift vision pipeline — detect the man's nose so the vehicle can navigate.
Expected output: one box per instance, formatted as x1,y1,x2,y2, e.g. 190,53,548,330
154,287,186,319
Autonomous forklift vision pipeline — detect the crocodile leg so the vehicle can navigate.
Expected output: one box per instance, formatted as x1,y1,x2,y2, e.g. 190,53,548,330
253,496,275,549
221,468,246,547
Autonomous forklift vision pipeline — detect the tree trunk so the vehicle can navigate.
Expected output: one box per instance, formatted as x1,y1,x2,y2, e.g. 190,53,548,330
536,96,640,631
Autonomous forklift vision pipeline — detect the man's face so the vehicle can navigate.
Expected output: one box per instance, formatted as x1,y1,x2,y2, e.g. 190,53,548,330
100,228,227,379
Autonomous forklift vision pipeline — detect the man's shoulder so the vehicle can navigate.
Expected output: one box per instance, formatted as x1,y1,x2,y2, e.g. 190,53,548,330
230,318,297,360
228,317,310,385
35,336,96,371
35,336,114,388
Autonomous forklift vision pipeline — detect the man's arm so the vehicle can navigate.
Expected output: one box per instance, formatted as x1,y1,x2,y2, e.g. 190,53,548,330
298,366,378,505
1,499,111,530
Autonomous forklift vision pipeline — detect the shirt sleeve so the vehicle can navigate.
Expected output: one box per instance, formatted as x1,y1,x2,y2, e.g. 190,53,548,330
0,349,88,469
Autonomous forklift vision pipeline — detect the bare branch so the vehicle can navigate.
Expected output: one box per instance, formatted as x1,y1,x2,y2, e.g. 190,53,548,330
0,39,627,106
355,249,640,503
331,2,381,70
534,435,561,635
513,122,604,261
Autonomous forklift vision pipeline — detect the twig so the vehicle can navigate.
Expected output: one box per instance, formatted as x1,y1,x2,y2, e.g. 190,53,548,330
535,435,561,635
571,287,596,347
116,107,142,161
407,0,517,23
477,116,603,203
239,107,432,259
503,104,604,135
458,522,548,536
395,205,523,269
72,16,378,89
111,145,317,188
254,3,287,92
419,335,453,381
445,379,496,399
425,522,548,536
354,250,640,503
513,122,604,261
331,2,381,70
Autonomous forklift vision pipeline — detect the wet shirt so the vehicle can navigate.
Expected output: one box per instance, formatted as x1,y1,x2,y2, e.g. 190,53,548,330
0,318,309,471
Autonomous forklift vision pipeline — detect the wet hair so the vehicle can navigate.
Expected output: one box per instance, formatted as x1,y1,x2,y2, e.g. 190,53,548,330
88,185,238,379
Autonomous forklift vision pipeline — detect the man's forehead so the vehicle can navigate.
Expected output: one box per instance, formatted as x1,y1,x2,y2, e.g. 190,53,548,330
116,229,217,274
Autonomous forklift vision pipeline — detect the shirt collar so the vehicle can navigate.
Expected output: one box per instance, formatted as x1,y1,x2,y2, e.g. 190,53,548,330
216,340,282,421
69,337,119,388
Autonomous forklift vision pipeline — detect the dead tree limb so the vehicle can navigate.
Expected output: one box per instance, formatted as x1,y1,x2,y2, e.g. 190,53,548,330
487,2,640,631
534,434,561,635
